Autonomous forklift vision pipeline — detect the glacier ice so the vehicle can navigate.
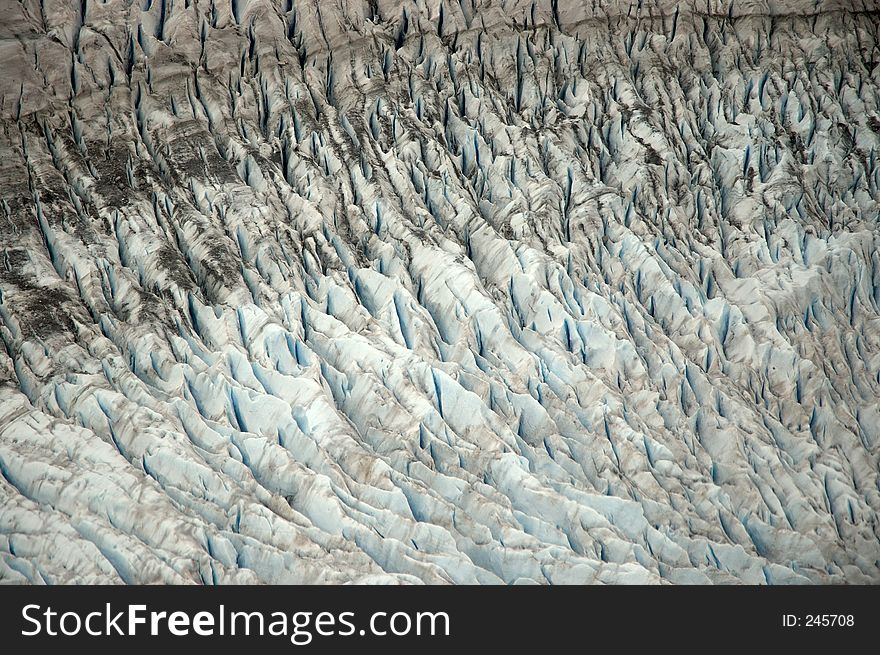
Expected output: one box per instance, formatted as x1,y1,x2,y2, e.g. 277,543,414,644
0,0,879,584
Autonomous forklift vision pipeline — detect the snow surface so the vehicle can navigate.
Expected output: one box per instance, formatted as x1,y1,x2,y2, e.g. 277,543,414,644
0,0,879,584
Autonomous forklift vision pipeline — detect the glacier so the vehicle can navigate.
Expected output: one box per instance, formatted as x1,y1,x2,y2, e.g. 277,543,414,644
0,0,879,584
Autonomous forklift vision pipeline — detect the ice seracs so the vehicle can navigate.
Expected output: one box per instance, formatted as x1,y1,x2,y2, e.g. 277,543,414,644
1,0,879,584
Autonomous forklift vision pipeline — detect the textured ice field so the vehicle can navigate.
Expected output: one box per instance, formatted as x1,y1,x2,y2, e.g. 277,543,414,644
0,0,879,583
